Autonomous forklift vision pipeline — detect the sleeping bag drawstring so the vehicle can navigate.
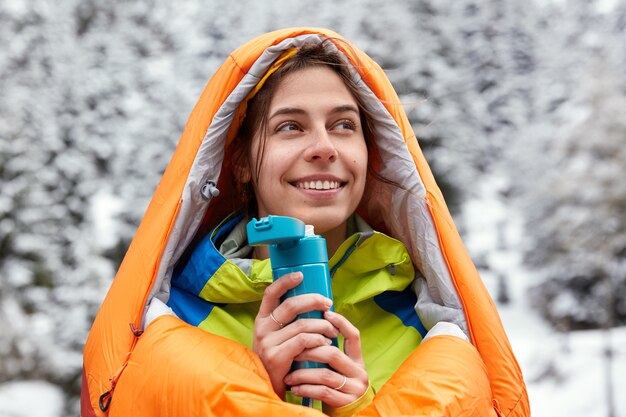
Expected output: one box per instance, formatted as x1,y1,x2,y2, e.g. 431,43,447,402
201,180,220,201
98,323,144,412
99,385,113,412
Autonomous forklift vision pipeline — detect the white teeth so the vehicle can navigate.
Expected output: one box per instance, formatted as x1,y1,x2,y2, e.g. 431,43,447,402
297,180,341,190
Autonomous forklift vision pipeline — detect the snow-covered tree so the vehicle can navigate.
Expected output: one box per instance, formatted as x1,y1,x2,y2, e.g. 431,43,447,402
523,58,626,329
0,0,192,410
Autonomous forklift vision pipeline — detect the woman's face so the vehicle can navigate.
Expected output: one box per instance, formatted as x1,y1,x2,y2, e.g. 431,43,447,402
249,66,368,237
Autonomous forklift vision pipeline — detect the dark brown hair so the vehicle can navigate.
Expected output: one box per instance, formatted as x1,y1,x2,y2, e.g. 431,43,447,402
228,40,380,216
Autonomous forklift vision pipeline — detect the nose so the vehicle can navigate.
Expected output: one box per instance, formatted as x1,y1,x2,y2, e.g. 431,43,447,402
304,130,338,162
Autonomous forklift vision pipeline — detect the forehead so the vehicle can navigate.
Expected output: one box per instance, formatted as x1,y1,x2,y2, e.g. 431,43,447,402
269,66,358,110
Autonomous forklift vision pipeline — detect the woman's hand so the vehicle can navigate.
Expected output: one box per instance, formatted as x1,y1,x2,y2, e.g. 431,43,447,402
253,272,338,399
284,310,369,408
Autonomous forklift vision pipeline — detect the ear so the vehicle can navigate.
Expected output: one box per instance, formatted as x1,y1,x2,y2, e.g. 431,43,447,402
237,164,252,184
231,144,252,185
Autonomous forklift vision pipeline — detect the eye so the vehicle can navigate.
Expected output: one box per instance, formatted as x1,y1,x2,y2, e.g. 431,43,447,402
331,119,357,131
276,121,302,132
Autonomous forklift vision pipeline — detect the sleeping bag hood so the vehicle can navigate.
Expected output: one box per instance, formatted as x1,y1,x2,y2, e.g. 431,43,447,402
82,27,530,417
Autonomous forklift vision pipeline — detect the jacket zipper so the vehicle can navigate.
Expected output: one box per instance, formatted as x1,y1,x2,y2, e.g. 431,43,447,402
330,243,358,277
330,232,373,277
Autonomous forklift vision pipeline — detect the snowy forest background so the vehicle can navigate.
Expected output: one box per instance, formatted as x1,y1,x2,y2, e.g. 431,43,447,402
1,0,625,416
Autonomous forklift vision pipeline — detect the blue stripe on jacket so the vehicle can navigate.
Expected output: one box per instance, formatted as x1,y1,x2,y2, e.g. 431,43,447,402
168,214,244,325
374,286,428,338
171,214,244,296
168,286,220,326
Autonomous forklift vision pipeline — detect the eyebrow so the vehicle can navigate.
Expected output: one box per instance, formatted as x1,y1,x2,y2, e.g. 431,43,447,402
268,104,360,120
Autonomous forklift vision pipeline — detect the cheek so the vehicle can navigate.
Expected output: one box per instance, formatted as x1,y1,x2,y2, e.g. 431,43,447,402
249,137,279,181
253,143,296,184
350,144,369,179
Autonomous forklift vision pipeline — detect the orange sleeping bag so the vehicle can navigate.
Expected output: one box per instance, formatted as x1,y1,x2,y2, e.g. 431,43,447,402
82,27,529,417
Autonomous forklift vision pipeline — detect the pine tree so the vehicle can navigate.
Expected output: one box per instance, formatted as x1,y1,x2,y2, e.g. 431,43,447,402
526,57,626,329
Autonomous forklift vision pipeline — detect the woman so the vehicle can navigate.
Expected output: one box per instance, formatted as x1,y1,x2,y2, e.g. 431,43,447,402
82,28,530,417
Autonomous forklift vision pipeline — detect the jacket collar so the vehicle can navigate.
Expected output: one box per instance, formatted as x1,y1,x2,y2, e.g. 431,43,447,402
182,213,414,306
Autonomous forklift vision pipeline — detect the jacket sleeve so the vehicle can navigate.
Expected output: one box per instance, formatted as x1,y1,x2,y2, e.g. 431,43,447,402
355,336,498,417
108,314,325,417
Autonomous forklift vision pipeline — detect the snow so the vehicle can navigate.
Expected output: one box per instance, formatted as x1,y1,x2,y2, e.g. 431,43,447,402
0,381,64,417
596,0,621,14
90,189,124,250
463,174,626,417
506,318,626,417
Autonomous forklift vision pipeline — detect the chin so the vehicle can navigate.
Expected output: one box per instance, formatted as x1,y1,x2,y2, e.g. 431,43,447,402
296,213,348,236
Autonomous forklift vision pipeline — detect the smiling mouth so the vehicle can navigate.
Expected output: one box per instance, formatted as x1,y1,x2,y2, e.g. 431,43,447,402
293,180,344,190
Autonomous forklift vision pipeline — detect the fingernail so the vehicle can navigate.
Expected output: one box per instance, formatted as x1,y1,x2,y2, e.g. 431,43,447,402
325,338,333,345
325,298,333,308
325,310,335,318
292,272,303,280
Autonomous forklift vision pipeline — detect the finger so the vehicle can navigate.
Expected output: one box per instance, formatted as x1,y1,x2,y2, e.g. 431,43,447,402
262,318,339,348
265,334,333,369
324,311,363,362
285,368,355,394
293,346,366,380
273,293,333,325
290,384,354,408
292,346,349,373
282,318,339,341
258,272,303,316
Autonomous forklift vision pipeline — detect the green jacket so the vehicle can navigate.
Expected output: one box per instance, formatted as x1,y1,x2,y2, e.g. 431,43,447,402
168,212,427,393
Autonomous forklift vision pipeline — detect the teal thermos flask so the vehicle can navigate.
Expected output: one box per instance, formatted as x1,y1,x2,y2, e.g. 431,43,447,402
246,215,338,371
